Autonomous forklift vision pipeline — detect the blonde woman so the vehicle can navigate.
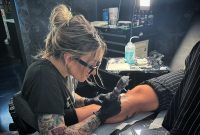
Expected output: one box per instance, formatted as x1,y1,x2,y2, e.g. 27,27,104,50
21,4,121,134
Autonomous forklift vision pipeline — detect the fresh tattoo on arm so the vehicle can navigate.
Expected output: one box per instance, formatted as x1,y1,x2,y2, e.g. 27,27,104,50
38,114,101,135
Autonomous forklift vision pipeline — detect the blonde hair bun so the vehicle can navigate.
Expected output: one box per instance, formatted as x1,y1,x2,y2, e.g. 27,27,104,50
40,4,106,60
49,4,72,29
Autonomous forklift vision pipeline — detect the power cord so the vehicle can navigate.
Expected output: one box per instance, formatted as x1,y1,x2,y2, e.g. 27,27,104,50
131,0,137,36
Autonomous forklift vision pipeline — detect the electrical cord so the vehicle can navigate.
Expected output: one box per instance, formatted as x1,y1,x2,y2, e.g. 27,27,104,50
118,0,122,22
131,0,137,37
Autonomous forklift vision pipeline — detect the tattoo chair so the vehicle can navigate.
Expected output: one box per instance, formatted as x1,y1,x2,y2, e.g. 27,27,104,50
9,91,39,135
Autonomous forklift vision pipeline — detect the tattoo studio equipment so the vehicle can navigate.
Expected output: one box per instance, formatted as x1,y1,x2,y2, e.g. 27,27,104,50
110,75,129,99
95,76,129,123
100,75,129,102
84,75,129,105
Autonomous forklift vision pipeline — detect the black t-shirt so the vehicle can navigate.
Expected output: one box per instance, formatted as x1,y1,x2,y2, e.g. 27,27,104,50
21,59,75,116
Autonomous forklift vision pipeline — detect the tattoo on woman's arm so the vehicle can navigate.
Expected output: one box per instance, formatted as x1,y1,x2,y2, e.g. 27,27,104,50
75,98,85,107
74,93,85,107
38,114,101,135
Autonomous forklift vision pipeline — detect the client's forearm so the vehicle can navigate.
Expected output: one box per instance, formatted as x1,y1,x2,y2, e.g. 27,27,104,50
105,85,159,123
105,93,137,123
75,85,159,124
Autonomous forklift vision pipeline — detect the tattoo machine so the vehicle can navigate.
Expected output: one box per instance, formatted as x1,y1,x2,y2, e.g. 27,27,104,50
110,76,129,99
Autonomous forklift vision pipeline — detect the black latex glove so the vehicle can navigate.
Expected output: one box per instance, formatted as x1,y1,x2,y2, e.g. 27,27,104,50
95,95,121,123
84,93,111,105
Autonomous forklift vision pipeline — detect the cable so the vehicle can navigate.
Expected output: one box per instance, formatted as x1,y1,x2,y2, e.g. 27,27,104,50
118,0,122,21
131,0,137,37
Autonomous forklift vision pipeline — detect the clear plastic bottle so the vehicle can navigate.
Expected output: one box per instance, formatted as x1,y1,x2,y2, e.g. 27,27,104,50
125,37,136,64
148,10,154,26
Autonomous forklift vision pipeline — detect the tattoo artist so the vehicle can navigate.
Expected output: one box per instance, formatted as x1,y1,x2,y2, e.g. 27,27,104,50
20,4,121,135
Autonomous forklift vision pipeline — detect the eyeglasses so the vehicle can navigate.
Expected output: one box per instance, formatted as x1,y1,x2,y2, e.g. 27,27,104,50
74,58,100,74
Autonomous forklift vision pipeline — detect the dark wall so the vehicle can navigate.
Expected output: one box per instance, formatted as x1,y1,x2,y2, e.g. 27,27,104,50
71,0,136,21
71,0,97,21
150,0,199,65
13,0,72,66
0,12,6,43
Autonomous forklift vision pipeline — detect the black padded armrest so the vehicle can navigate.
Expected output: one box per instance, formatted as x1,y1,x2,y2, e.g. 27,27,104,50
13,91,39,131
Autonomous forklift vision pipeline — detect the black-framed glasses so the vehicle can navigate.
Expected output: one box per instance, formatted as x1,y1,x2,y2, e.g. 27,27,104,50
74,58,100,74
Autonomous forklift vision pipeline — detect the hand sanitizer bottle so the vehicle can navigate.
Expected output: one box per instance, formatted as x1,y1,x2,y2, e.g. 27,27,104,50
125,37,136,64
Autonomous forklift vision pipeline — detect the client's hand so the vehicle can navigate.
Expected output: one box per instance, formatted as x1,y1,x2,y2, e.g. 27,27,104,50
95,95,121,123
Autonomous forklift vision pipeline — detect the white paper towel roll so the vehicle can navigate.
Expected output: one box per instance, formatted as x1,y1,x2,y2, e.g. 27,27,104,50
109,7,119,26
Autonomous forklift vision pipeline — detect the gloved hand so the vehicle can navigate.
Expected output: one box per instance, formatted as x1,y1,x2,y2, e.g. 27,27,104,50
95,95,121,123
84,92,112,105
